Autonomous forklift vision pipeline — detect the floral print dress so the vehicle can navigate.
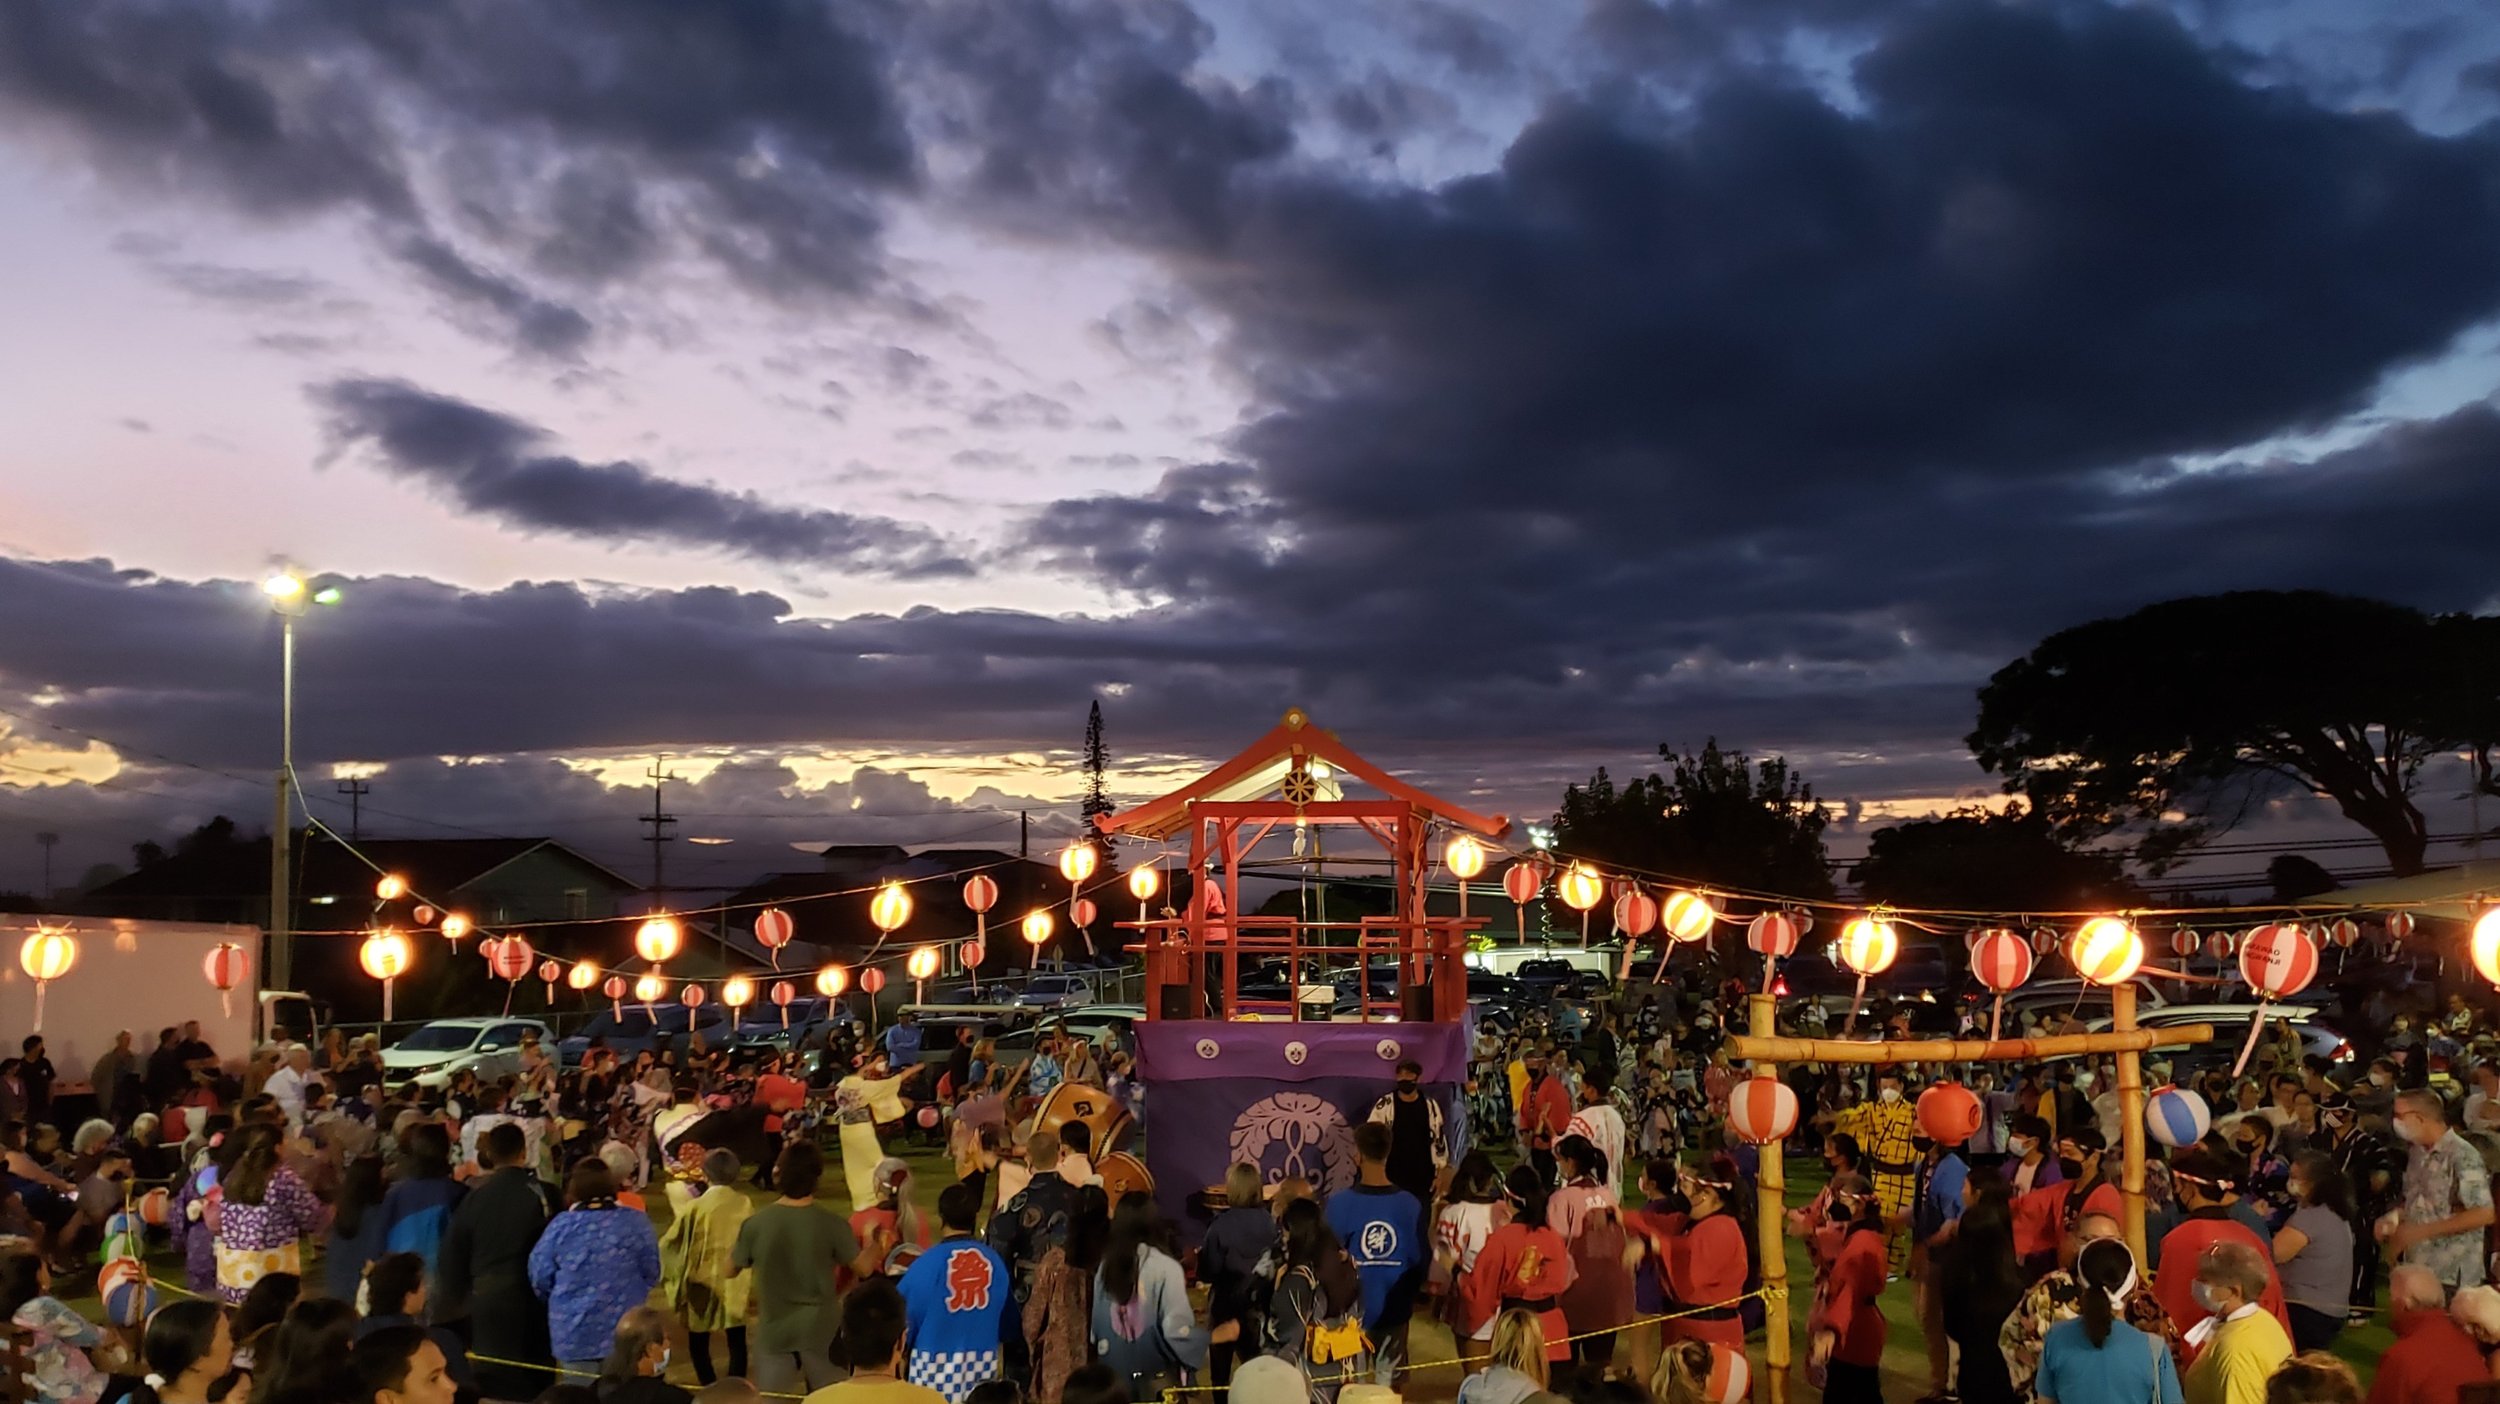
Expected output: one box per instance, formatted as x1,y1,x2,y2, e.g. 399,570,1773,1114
12,1297,106,1404
213,1166,327,1303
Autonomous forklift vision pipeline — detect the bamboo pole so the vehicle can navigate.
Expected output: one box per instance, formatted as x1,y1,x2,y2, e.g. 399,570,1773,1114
1750,991,1789,1404
1724,1026,2212,1066
2113,984,2149,1264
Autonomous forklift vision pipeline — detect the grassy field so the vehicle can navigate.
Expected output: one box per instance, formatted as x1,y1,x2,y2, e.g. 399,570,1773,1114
82,1137,2403,1403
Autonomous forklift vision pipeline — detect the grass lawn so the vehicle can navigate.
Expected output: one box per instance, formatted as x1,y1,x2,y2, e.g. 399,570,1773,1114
76,1135,2403,1403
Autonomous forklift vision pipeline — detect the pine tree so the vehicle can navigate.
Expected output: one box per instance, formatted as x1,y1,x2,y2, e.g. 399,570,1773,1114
1081,701,1113,857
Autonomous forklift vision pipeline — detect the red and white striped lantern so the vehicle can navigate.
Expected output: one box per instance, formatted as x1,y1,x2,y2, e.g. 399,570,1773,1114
202,942,249,1019
2029,927,2059,956
1699,1346,1750,1404
860,967,887,995
537,958,561,1001
1726,1076,1799,1146
1969,929,2033,992
754,908,795,967
2240,924,2321,999
681,983,706,1009
2327,918,2360,949
1747,911,1802,959
963,874,999,944
602,974,629,1019
2170,930,2200,958
2386,911,2417,941
2204,931,2235,960
1614,889,1659,981
770,979,797,1029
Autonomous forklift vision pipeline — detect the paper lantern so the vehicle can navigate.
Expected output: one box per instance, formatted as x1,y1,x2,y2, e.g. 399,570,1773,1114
2473,908,2500,989
1660,890,1716,943
907,946,941,980
959,938,986,968
2387,911,2417,941
1072,898,1098,928
412,904,437,927
360,929,413,1021
628,972,663,1006
198,940,248,1019
1125,867,1160,902
602,974,628,1018
104,1209,140,1242
1969,929,2033,992
485,935,534,983
770,979,796,1028
963,874,1000,913
2069,917,2144,986
635,916,683,964
98,1258,154,1327
680,983,705,1009
1747,911,1802,960
2327,918,2360,950
2240,923,2321,999
1837,916,1898,976
375,874,408,901
916,1105,941,1130
568,959,601,991
1058,844,1099,886
1699,1346,1750,1404
721,974,755,1009
859,967,887,995
2029,927,2058,956
16,928,76,1030
2204,931,2235,960
1725,1076,1798,1146
1916,1081,1983,1146
2170,929,2200,958
1444,834,1487,881
1021,910,1054,948
536,958,561,1000
815,965,849,998
1612,889,1660,939
868,882,912,936
138,1187,169,1228
1501,861,1545,907
753,908,795,966
439,912,472,944
1555,862,1605,912
2146,1085,2211,1148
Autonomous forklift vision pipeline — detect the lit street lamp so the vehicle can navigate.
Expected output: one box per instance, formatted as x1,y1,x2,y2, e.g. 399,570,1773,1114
263,569,342,993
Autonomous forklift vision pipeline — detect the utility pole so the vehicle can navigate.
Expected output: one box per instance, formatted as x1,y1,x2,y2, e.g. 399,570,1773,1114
1019,809,1029,859
336,779,370,840
640,757,679,907
33,833,56,902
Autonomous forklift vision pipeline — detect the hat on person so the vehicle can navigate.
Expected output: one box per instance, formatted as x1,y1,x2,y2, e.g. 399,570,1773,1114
1340,1387,1402,1404
1228,1357,1313,1404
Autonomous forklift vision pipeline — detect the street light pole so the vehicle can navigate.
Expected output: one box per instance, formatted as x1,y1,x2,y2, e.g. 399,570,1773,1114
270,609,295,992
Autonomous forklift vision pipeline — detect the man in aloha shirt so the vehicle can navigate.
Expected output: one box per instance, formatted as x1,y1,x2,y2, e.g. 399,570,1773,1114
2390,1087,2495,1289
1999,1213,2176,1399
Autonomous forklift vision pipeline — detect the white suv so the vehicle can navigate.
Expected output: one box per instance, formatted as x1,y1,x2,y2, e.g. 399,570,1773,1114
382,1017,550,1089
1015,974,1097,1010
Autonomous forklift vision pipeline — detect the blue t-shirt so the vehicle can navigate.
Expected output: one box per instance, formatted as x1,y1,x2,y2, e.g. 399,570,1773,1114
897,1237,1010,1402
884,1023,924,1063
2037,1316,2183,1404
1324,1183,1424,1329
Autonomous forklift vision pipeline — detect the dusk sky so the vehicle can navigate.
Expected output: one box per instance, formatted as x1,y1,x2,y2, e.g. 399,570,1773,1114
3,0,2499,896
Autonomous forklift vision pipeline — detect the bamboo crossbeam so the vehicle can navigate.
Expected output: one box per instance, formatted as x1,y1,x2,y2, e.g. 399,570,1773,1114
1724,1025,2212,1064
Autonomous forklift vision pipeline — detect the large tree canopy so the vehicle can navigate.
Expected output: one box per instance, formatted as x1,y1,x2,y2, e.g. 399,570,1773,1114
1551,740,1835,900
1850,804,2140,913
1969,591,2494,876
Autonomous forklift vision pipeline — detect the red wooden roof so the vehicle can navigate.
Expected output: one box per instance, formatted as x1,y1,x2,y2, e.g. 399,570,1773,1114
1095,708,1511,843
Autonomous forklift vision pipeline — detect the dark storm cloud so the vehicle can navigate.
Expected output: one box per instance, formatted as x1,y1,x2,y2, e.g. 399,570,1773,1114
0,0,914,352
312,379,974,579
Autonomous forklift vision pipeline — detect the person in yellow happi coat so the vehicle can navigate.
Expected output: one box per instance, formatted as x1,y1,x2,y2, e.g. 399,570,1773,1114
659,1147,754,1384
836,1054,915,1211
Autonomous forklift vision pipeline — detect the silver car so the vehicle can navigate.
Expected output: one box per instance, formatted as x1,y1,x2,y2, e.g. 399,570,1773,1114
381,1017,551,1089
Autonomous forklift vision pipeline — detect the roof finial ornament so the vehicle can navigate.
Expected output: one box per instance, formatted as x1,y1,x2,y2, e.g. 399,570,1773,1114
1283,707,1307,730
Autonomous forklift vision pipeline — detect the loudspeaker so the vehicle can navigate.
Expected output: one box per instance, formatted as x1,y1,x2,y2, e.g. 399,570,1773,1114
1156,981,1197,1021
1402,976,1434,1023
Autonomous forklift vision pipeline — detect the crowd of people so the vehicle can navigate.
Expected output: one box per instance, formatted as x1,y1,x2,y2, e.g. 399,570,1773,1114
0,965,2496,1404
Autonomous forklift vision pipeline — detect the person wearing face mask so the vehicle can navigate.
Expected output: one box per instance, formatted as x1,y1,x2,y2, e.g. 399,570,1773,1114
2357,1059,2403,1121
2032,1235,2185,1404
2179,1241,2292,1404
1367,1059,1449,1207
1804,1173,1889,1404
2000,1213,2179,1400
2384,1087,2496,1292
2229,1119,2294,1232
2271,1152,2355,1351
1515,1053,1574,1188
1626,1158,1750,1354
2006,1114,2064,1196
2014,1128,2123,1277
594,1307,692,1404
2156,1150,2289,1352
2317,1094,2404,1322
1832,1071,1918,1269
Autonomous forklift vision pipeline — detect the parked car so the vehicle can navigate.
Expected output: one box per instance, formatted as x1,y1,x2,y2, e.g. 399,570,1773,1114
383,1017,551,1089
2080,1004,2351,1074
1969,978,2174,1030
559,1004,734,1064
1015,974,1098,1009
722,996,856,1057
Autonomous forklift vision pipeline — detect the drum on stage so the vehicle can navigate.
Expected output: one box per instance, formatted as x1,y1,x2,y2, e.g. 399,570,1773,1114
1099,1151,1153,1213
1032,1081,1133,1155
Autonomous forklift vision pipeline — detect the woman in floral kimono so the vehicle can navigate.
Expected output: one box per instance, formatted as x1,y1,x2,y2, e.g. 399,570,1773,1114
1022,1184,1109,1403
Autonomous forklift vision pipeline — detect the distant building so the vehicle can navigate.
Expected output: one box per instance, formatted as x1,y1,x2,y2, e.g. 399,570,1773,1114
86,834,642,929
721,847,1092,976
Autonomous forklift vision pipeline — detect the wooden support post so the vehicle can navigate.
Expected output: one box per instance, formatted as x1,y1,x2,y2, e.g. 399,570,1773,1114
1750,991,1790,1404
2113,983,2149,1265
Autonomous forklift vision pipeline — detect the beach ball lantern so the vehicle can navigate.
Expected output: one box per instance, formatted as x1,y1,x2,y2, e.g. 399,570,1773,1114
1837,916,1898,977
721,974,755,1010
2240,923,2321,999
98,1258,154,1327
412,904,437,927
769,979,796,1028
1969,928,2033,992
1726,1075,1799,1146
815,964,849,999
1661,890,1717,943
868,882,912,939
1072,898,1099,929
2472,908,2500,990
359,929,414,1021
2146,1085,2212,1148
16,928,76,1032
138,1187,170,1228
959,938,987,995
1916,1081,1983,1146
753,908,796,966
2069,917,2144,986
202,941,249,1019
635,915,682,965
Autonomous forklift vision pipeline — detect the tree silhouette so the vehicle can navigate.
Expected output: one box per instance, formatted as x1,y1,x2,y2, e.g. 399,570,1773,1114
1551,740,1835,899
1851,805,2139,912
